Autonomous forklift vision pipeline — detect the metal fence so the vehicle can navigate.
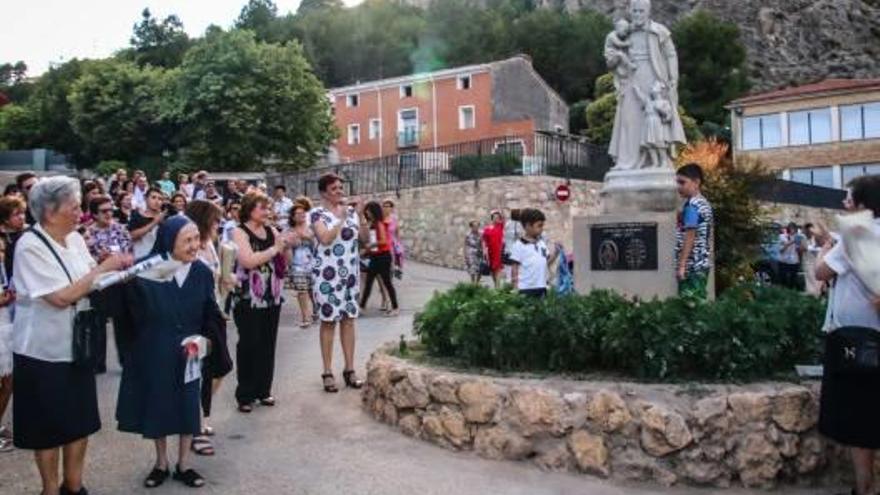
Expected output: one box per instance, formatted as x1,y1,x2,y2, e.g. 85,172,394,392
268,133,846,211
270,132,613,198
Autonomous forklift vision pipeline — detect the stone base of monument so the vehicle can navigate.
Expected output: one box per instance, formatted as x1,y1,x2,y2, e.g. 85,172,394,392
573,211,679,300
574,167,689,300
599,168,680,214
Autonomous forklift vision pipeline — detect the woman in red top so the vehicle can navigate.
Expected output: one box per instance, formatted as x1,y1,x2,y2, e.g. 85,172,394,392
360,202,399,316
482,210,505,288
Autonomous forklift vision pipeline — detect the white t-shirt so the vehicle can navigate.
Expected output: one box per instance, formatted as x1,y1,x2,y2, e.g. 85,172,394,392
509,237,550,290
12,225,96,362
779,233,800,265
274,197,293,227
823,219,880,332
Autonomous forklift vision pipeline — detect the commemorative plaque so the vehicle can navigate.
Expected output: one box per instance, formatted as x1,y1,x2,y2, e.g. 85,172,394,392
590,222,658,271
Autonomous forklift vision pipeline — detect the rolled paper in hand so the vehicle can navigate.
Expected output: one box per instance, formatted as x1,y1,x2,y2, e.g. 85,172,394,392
92,255,166,291
219,242,237,298
837,210,880,296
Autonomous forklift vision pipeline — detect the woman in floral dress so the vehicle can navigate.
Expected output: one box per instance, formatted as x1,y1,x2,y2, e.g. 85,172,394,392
309,174,368,393
464,220,484,284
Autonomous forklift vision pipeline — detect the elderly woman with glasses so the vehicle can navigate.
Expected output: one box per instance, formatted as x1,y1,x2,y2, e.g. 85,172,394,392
11,176,131,495
85,196,134,370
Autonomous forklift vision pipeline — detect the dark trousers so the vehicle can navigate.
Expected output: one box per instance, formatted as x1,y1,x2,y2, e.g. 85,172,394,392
201,360,213,417
360,252,398,309
519,288,548,298
95,318,108,374
233,304,281,405
778,262,801,290
112,314,135,368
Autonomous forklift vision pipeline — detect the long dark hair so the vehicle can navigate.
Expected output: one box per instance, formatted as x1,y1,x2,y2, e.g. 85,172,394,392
364,201,384,227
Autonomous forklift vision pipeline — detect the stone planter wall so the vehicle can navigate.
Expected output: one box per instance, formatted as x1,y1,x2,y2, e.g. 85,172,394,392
363,346,863,489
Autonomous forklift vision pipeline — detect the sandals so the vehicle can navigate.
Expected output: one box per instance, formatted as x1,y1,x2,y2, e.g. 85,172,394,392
173,464,205,488
343,369,364,389
144,467,170,488
322,373,339,393
191,435,215,456
259,397,276,407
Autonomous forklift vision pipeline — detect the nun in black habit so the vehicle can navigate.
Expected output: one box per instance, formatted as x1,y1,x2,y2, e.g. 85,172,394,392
115,215,223,489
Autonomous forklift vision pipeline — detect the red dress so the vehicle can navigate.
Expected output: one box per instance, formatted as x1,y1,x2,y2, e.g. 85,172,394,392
482,223,504,272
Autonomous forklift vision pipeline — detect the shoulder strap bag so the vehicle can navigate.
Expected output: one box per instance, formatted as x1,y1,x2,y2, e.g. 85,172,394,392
27,228,102,371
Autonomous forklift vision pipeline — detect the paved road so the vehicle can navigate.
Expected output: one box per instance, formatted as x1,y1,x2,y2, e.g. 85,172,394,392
2,263,837,495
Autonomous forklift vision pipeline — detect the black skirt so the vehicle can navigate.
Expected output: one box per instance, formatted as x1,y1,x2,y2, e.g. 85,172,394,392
818,328,880,449
13,353,101,450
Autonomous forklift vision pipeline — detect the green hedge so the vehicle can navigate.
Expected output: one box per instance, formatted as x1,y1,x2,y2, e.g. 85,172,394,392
449,154,521,180
413,284,825,381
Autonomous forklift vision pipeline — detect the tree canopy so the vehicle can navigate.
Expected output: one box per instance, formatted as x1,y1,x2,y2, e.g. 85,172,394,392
1,1,750,165
672,10,750,126
126,8,191,68
174,29,336,170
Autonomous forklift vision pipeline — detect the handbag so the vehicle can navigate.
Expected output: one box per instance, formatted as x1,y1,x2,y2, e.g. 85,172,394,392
27,228,102,371
825,326,880,375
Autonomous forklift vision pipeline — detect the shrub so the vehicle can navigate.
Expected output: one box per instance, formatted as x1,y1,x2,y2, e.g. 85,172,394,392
94,160,128,178
449,153,521,180
413,284,825,382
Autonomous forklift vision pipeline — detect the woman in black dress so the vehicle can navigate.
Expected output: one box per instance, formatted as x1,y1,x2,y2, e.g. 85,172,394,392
230,192,292,412
116,215,223,488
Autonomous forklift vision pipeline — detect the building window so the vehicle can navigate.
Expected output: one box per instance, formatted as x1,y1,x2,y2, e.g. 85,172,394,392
400,84,413,98
368,119,381,140
789,166,834,189
788,108,832,145
457,75,471,90
347,124,360,145
741,114,781,150
841,102,880,140
842,163,880,185
346,94,359,108
459,106,475,130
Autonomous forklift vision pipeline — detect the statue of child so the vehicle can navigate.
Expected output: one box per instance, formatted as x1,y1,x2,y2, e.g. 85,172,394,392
634,81,674,168
604,19,638,94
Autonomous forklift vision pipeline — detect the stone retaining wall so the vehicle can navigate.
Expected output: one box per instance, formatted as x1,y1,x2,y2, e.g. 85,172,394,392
363,346,863,489
386,176,839,271
391,176,601,270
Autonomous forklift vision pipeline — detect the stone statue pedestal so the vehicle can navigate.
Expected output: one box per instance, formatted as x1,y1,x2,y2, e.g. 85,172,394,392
599,168,679,214
573,168,680,300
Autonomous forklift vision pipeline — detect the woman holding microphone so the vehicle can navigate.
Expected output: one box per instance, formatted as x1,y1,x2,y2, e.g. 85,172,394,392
309,174,369,393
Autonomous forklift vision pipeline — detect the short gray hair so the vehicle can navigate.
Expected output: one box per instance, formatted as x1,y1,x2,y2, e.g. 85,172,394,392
28,176,81,223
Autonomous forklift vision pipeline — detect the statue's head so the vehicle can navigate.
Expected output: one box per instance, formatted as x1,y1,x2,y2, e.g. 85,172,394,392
614,19,631,37
629,0,651,29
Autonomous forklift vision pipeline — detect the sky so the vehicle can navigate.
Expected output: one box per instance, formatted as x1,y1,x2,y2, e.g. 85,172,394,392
1,0,363,76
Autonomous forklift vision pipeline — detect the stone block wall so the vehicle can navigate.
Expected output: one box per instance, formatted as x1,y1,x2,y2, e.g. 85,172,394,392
364,347,864,489
375,176,837,271
387,176,602,270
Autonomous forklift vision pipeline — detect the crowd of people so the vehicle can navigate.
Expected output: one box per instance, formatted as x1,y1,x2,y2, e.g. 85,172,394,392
0,162,877,495
0,169,406,494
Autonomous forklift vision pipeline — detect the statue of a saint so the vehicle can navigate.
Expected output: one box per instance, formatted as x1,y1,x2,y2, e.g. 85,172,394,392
605,0,686,170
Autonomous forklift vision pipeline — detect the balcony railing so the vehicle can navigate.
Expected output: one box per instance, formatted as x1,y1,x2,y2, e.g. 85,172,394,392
398,129,419,148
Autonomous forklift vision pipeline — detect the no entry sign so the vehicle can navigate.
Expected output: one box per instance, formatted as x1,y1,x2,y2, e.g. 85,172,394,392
555,184,571,202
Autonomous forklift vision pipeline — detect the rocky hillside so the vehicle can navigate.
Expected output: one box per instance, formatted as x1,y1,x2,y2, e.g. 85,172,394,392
536,0,880,91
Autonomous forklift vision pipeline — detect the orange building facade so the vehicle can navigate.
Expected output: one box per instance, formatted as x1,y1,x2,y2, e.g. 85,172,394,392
329,56,569,163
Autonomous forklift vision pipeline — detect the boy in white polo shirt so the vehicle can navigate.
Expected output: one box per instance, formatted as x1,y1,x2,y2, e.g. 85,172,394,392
509,208,558,298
